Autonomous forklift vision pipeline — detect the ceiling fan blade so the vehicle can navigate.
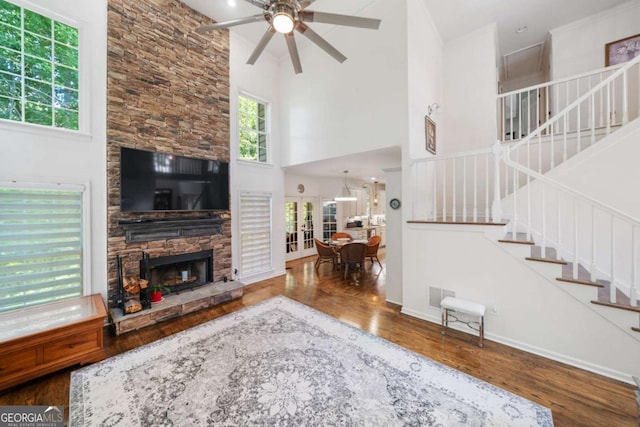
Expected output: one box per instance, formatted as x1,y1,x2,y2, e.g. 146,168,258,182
284,32,303,74
196,14,265,33
300,11,381,30
296,23,346,63
247,27,276,65
243,0,269,9
298,0,316,10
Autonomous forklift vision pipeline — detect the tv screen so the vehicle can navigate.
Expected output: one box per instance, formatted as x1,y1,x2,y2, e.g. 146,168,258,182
120,147,229,212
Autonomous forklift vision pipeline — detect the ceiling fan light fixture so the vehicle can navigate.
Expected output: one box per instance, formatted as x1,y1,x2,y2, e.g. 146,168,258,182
271,4,296,34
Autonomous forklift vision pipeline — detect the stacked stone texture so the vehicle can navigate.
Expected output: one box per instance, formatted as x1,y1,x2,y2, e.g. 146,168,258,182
106,0,231,308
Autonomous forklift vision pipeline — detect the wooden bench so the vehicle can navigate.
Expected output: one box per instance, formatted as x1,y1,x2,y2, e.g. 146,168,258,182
440,296,486,348
0,294,107,391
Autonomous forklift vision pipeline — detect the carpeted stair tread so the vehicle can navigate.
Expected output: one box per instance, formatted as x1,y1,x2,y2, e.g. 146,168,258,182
556,263,605,287
526,246,567,264
591,283,640,313
498,232,534,245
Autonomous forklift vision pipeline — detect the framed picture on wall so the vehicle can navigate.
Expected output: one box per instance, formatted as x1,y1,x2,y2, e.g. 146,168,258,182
605,33,640,66
425,115,436,155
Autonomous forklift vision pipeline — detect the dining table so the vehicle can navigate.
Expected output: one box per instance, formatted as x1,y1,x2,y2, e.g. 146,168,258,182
329,239,368,247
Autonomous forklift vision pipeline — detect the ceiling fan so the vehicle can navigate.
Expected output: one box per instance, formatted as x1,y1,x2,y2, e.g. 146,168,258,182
196,0,381,74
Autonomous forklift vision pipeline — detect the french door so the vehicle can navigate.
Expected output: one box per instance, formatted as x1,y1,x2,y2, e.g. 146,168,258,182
285,197,316,261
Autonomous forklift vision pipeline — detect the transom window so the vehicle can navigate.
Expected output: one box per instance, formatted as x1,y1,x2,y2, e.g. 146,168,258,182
238,94,268,163
0,0,80,130
0,184,85,313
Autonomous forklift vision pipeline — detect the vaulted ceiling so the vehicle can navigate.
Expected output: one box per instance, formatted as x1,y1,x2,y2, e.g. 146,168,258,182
178,0,630,182
182,0,630,82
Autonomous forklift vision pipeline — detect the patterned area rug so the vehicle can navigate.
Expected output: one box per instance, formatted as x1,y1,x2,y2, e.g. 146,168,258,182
70,296,553,426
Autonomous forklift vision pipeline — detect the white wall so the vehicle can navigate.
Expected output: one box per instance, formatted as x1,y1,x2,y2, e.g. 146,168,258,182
283,174,343,201
279,0,408,167
550,1,640,79
384,168,402,304
229,33,286,283
556,120,640,219
397,0,442,299
443,24,499,153
403,0,443,222
0,0,108,300
402,223,640,382
406,0,443,160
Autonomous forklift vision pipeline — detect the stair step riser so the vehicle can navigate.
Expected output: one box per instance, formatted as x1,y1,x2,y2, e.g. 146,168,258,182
556,280,599,301
590,302,640,323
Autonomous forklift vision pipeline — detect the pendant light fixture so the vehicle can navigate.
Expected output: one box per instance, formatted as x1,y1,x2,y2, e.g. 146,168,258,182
373,181,378,206
335,170,357,201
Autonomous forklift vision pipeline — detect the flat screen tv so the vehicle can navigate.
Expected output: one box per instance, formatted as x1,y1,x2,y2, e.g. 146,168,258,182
120,147,229,212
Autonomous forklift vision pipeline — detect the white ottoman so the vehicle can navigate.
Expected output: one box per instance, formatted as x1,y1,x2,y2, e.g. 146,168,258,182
440,296,486,348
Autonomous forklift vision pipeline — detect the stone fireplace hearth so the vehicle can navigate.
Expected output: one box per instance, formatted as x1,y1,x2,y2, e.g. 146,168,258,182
109,277,243,336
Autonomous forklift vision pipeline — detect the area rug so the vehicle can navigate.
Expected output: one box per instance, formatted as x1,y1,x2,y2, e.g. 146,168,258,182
70,296,553,426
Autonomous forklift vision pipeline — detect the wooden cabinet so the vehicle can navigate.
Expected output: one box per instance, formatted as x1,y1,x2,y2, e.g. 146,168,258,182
343,188,368,217
346,228,368,240
0,294,107,391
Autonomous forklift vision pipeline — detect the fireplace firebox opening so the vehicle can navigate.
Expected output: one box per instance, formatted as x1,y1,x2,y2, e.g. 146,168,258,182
141,249,213,297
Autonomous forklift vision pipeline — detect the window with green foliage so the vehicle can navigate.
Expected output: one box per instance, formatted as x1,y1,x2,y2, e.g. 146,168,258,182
238,95,268,163
0,185,85,313
0,0,80,130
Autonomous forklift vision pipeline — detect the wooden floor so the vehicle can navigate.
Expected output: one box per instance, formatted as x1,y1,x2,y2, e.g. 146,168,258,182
1,251,637,426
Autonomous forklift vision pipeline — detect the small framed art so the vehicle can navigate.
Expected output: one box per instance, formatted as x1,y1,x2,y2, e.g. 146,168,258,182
425,115,436,154
605,33,640,66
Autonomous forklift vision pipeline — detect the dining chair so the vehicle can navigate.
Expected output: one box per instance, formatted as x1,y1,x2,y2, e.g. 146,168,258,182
365,235,382,268
314,238,339,270
339,242,367,279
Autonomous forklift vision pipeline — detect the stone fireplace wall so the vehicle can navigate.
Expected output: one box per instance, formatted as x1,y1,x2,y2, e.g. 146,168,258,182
106,0,231,308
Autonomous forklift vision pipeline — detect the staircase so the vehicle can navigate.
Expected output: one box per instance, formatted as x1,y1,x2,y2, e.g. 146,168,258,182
410,54,640,339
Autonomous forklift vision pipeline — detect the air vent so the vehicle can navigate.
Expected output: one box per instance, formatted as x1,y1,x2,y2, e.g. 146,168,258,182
429,286,455,308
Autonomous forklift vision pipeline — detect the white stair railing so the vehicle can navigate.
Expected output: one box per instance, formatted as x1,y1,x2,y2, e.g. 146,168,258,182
502,155,639,306
507,55,640,174
410,55,640,308
498,63,626,142
411,147,503,223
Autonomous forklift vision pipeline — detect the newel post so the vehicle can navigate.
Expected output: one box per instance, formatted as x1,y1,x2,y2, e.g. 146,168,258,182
491,141,503,223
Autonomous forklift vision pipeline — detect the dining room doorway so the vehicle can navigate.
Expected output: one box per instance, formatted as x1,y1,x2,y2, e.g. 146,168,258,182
285,197,317,261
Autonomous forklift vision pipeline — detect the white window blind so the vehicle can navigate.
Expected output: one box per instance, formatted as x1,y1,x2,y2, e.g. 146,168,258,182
239,192,272,277
0,185,84,313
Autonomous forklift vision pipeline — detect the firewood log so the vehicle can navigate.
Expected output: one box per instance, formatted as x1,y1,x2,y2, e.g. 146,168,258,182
124,298,142,314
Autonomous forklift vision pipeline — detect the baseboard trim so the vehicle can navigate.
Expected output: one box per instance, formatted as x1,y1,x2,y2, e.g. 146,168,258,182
400,306,634,385
240,269,287,285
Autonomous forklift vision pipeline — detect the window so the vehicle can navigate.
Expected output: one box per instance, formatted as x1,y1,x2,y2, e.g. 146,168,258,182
239,192,272,277
238,94,268,163
322,200,337,241
0,0,80,130
0,184,85,313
